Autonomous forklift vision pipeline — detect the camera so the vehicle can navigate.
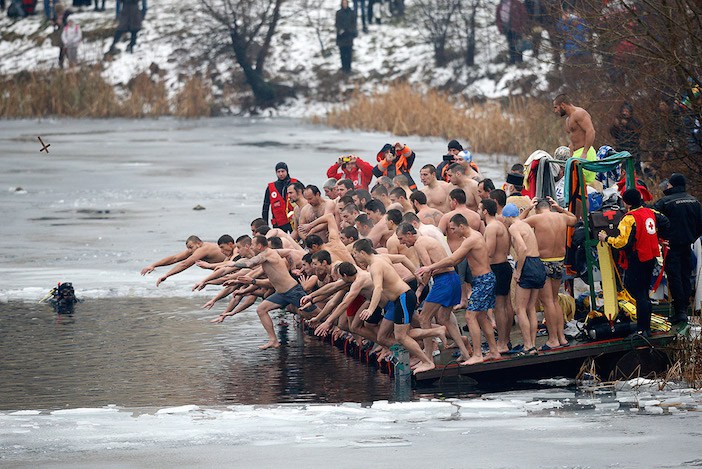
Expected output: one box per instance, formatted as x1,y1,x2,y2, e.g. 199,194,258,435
341,156,351,163
442,153,453,162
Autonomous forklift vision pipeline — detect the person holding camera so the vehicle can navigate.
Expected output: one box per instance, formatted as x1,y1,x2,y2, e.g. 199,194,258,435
326,154,373,190
372,142,417,191
437,140,481,183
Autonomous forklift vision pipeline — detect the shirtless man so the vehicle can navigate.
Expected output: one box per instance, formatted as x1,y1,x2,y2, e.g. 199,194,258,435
335,179,355,198
287,181,308,241
401,212,451,256
416,214,499,365
354,213,373,238
481,199,514,354
503,203,546,354
438,189,483,246
552,93,597,184
396,223,473,361
476,179,495,200
323,178,339,200
353,239,436,374
370,184,392,209
339,203,360,229
419,164,452,213
520,196,576,349
363,199,393,247
299,185,334,242
254,225,304,251
388,187,414,213
300,213,356,264
385,209,418,261
140,235,226,287
214,235,319,349
447,163,481,211
409,191,444,227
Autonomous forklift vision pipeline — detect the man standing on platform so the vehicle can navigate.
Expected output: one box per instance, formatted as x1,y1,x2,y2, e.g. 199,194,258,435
653,173,702,324
262,162,299,233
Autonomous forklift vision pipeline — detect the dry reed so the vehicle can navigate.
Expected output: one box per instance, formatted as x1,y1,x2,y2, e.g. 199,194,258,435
320,83,564,159
173,76,212,118
0,69,212,118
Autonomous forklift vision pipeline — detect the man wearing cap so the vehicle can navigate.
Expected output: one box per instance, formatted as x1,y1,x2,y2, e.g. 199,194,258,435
653,173,702,324
438,140,481,182
262,162,299,233
599,189,670,336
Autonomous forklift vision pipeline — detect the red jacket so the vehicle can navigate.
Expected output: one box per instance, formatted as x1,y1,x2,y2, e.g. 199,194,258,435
326,158,374,190
496,0,528,35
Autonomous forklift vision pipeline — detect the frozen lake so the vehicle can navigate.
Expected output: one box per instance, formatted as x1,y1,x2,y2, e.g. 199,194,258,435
1,118,701,466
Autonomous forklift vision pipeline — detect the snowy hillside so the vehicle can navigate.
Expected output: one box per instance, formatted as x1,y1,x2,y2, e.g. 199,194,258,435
0,0,555,115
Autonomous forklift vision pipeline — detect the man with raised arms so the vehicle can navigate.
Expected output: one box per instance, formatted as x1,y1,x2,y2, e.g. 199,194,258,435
447,163,481,211
299,212,356,264
353,239,437,374
216,235,320,349
520,196,577,349
396,223,473,362
502,203,546,354
552,93,597,184
140,235,227,287
409,191,444,227
416,214,500,365
481,199,514,354
419,164,453,213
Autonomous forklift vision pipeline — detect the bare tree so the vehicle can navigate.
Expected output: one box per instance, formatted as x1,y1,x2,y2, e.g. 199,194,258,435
202,0,292,108
412,0,463,66
298,0,331,56
462,0,481,66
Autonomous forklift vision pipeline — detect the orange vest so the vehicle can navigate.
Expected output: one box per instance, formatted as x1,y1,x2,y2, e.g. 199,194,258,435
268,178,297,227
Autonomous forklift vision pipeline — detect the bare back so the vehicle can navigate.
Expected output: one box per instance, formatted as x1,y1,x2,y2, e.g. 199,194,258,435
524,211,571,259
415,236,453,274
261,249,298,293
369,255,411,301
508,219,540,260
417,206,443,226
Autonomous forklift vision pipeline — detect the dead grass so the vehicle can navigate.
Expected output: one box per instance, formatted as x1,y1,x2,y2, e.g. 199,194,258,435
667,331,702,389
0,69,212,118
174,76,212,117
318,83,563,158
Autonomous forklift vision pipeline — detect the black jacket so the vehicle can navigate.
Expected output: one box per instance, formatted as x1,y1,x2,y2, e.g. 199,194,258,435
335,7,357,47
653,186,702,246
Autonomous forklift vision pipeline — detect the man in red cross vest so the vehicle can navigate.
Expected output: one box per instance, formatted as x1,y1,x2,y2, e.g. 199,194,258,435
262,162,299,233
598,189,670,337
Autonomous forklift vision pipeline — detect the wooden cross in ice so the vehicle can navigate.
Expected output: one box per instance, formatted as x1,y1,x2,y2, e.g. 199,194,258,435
38,136,50,154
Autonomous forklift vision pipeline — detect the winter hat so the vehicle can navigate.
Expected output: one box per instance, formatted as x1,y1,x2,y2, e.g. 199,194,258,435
275,162,289,172
502,203,520,218
669,173,686,189
622,188,642,207
447,139,463,151
554,146,571,161
506,171,524,186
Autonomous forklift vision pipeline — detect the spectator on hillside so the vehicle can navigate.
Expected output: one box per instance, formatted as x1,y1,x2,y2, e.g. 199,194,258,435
353,0,367,33
106,0,145,55
60,12,81,68
496,0,528,65
556,7,592,86
609,102,642,170
335,0,357,74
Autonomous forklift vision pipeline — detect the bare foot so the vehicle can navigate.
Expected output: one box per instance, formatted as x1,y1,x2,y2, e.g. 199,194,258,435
460,355,484,366
485,352,501,360
412,362,436,374
409,357,421,368
258,340,280,350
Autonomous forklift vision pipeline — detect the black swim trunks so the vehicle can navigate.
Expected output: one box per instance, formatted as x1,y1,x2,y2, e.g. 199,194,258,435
516,256,546,290
383,289,418,325
490,261,513,296
266,284,316,313
541,257,565,280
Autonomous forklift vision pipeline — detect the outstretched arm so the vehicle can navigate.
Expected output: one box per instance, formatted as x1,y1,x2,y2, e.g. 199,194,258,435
141,249,190,275
416,242,469,277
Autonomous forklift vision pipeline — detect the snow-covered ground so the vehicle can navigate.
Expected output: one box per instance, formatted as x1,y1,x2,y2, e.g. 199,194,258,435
0,0,554,116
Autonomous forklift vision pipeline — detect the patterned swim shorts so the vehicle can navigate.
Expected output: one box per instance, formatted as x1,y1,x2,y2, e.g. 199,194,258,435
466,271,496,312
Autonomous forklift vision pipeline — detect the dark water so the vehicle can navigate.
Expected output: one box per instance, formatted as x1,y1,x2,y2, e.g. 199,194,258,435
0,298,414,410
